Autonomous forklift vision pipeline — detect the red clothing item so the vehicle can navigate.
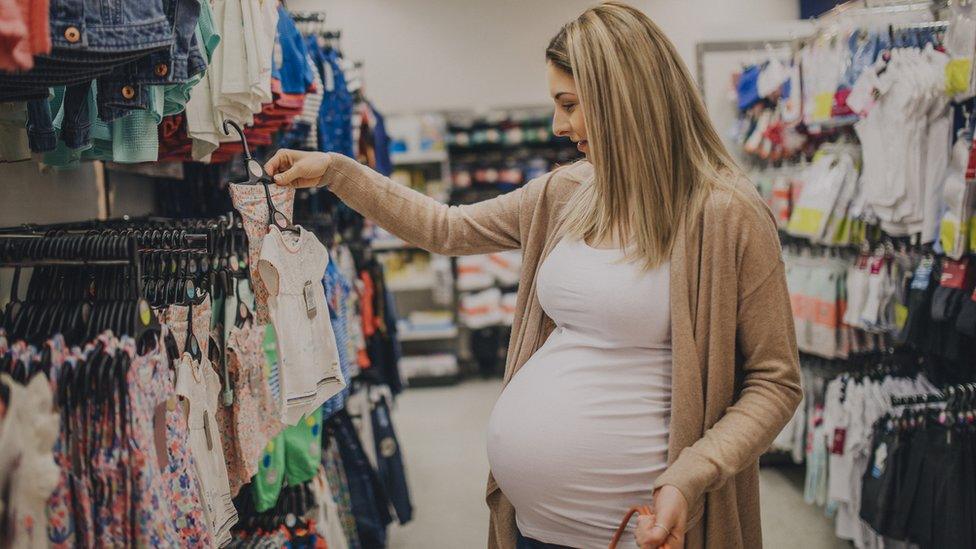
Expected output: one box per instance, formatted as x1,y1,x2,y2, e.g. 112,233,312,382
0,0,50,71
359,271,377,338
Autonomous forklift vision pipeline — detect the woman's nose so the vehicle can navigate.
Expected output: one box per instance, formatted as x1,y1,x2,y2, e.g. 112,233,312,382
552,112,572,138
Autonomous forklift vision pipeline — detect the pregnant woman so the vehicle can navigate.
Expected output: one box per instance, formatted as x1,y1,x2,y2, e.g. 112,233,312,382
265,2,801,548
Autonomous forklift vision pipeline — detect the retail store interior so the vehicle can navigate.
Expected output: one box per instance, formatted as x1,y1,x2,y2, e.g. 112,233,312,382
2,0,975,547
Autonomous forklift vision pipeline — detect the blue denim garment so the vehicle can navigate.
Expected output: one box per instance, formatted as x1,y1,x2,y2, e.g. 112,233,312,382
49,0,173,52
308,39,354,158
275,7,314,94
369,394,413,524
327,410,393,548
100,0,202,92
26,97,57,153
58,82,96,149
368,102,393,176
321,261,354,419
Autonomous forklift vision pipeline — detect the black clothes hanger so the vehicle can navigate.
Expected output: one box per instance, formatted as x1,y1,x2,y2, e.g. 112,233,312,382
222,119,301,235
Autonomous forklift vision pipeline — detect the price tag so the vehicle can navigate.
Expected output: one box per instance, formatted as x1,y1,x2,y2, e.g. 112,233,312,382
303,280,317,319
831,428,846,455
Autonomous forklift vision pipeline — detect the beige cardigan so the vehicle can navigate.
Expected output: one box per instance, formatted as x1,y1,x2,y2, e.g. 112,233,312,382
322,154,802,549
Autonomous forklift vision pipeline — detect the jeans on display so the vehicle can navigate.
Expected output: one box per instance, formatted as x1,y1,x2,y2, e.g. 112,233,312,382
327,410,392,549
370,394,412,524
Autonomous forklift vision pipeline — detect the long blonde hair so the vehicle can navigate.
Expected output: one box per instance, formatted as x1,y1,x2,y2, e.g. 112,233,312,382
547,1,741,269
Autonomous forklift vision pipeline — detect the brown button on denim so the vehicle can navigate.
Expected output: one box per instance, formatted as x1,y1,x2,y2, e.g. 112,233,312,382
121,86,136,100
64,27,81,43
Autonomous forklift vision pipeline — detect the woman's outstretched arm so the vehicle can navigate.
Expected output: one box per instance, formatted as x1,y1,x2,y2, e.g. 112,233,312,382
266,150,526,256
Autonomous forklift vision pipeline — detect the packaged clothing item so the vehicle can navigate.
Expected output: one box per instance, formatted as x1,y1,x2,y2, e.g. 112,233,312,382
456,254,494,291
257,225,345,425
0,374,59,548
787,150,859,243
944,5,976,101
736,64,762,110
175,352,238,546
229,181,296,324
487,250,522,287
460,287,504,329
940,132,976,258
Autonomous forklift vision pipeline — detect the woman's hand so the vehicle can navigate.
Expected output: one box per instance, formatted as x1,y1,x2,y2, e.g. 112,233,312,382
635,485,687,549
264,149,333,188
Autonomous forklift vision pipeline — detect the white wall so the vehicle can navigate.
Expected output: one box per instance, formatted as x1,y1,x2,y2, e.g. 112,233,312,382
288,0,801,114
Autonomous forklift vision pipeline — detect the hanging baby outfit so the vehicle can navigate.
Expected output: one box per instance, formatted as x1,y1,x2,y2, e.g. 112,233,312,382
175,348,238,546
0,373,59,549
229,182,296,324
257,225,345,425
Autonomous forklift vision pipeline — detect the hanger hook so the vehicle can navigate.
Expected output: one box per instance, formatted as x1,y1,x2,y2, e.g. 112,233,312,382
222,119,251,160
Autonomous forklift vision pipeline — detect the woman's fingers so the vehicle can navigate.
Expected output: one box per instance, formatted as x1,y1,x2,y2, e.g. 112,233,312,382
264,150,289,175
635,514,669,548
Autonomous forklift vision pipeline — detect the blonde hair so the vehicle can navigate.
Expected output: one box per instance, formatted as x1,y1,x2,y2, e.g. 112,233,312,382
547,1,741,269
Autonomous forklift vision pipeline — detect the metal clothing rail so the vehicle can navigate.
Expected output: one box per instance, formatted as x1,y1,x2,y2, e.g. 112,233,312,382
816,0,941,23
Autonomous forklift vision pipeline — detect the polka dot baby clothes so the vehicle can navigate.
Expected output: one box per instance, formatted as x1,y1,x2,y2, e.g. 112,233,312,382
257,225,345,425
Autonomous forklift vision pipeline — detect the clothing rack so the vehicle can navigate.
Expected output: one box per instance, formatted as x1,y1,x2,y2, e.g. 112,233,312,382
890,381,976,405
816,0,941,22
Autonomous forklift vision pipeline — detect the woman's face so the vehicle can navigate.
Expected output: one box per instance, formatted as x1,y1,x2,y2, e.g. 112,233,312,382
548,62,588,156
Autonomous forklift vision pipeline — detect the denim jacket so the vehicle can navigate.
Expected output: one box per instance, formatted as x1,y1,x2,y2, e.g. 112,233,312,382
49,0,173,52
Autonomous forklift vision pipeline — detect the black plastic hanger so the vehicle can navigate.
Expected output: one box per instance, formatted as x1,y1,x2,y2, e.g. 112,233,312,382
222,119,301,235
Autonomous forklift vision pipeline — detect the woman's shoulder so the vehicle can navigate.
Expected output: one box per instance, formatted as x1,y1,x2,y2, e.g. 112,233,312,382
699,171,780,256
525,159,593,192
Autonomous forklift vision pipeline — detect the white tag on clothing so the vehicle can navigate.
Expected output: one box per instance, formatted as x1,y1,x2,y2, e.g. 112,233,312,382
303,280,317,319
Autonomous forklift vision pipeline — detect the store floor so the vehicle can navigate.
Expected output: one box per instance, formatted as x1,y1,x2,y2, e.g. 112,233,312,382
388,379,847,549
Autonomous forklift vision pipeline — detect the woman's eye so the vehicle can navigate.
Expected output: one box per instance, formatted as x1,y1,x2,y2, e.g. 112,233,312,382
563,103,576,112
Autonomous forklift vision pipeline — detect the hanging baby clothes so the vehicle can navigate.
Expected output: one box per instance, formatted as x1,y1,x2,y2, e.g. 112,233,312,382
175,345,238,546
0,373,59,549
216,315,282,496
310,469,350,549
175,348,237,546
229,182,296,324
257,225,345,425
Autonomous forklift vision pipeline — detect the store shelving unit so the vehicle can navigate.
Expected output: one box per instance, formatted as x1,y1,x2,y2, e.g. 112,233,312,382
446,109,582,377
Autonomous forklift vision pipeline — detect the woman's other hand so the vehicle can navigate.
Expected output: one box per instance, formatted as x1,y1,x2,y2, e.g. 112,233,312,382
264,149,332,188
635,485,687,548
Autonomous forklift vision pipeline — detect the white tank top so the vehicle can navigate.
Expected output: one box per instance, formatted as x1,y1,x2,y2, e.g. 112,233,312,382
487,238,672,548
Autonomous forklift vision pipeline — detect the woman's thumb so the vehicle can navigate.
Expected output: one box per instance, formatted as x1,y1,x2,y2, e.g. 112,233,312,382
273,168,298,186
